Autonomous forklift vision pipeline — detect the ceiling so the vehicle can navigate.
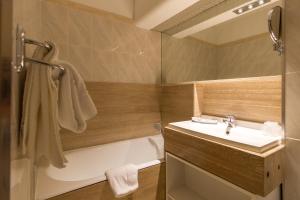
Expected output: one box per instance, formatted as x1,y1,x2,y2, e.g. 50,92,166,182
69,0,283,43
69,0,134,18
192,0,283,45
134,0,201,29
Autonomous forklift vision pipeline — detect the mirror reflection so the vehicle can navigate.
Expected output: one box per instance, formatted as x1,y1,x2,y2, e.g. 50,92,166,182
162,0,283,84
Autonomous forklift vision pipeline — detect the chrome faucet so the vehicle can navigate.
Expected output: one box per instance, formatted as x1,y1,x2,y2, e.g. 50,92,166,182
223,115,236,135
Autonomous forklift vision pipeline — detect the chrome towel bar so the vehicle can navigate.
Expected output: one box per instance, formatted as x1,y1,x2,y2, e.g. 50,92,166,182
14,25,65,75
24,38,52,50
24,57,65,73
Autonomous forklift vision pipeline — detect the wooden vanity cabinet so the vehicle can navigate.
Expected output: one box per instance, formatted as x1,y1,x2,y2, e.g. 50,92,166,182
164,127,284,197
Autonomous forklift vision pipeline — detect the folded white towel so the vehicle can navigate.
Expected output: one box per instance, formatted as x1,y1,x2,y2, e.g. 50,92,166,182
56,62,97,133
105,164,139,198
49,43,97,133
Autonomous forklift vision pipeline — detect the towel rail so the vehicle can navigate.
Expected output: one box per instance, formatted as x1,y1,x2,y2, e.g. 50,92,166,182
24,38,52,50
24,57,65,72
14,25,65,76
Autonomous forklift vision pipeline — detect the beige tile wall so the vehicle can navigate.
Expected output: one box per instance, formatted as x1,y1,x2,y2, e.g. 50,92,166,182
284,0,300,199
13,0,43,56
41,0,161,83
162,34,282,83
162,34,218,83
216,34,282,79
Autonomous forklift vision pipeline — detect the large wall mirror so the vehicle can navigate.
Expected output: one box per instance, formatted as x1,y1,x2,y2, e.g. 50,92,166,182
161,0,283,84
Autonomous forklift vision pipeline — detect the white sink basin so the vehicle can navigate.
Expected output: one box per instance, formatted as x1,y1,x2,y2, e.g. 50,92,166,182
169,121,282,153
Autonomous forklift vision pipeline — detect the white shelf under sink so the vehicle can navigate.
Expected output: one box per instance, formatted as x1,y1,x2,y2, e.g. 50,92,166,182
166,153,281,200
166,153,256,200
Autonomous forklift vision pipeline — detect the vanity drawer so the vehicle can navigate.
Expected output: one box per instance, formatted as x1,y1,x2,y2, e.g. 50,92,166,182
164,127,284,197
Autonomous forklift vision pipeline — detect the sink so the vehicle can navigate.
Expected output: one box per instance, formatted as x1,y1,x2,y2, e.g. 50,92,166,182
168,120,282,153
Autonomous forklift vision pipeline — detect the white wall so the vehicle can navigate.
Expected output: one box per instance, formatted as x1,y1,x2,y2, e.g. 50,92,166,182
192,8,269,45
192,0,283,45
70,0,134,18
134,0,200,29
174,0,282,39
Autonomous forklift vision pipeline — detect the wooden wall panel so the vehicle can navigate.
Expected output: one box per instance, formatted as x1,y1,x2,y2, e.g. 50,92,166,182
48,163,166,200
61,82,161,150
161,76,282,127
197,76,282,123
65,76,281,150
160,84,195,128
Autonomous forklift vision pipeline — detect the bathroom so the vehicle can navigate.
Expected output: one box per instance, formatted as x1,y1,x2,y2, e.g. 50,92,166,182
0,0,300,199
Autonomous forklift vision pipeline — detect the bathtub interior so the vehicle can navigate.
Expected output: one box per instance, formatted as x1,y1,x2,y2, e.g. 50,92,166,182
36,134,164,199
46,134,164,182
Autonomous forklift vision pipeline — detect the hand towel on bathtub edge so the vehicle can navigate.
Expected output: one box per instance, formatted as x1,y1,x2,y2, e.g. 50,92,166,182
105,164,139,198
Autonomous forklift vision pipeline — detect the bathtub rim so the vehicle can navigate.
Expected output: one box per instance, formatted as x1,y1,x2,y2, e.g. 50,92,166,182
36,160,164,200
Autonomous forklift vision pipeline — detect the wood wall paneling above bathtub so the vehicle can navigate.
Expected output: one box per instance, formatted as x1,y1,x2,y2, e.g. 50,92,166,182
160,84,197,128
47,163,166,200
61,82,161,150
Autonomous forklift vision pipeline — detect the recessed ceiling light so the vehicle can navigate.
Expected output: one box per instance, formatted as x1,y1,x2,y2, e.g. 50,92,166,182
233,0,271,15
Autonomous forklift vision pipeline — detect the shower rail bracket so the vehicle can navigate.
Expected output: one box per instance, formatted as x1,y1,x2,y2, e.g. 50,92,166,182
15,25,26,72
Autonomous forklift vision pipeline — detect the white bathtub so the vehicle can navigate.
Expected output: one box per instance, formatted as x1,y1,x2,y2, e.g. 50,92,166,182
36,134,164,200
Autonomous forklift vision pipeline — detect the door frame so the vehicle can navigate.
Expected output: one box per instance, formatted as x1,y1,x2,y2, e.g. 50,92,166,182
0,0,13,199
